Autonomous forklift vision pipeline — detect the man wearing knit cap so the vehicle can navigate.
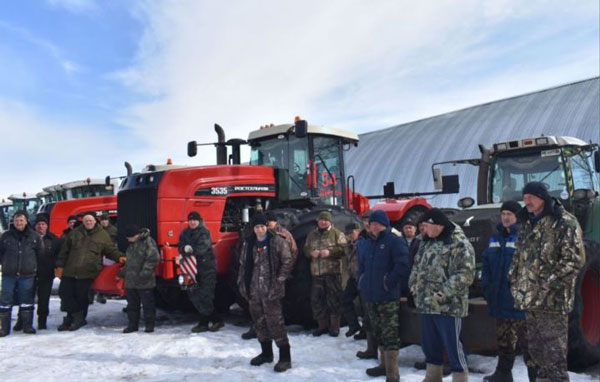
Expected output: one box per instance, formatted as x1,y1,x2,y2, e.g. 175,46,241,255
178,211,223,333
509,182,585,382
482,201,536,382
357,210,409,382
238,213,294,372
409,208,475,382
304,210,347,337
34,214,62,330
61,215,79,239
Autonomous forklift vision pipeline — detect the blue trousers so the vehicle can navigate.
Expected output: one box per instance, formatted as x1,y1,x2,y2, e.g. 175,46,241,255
421,314,468,372
0,275,35,312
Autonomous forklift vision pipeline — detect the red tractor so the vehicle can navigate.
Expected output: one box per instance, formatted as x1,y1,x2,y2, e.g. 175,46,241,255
37,178,120,236
103,119,440,324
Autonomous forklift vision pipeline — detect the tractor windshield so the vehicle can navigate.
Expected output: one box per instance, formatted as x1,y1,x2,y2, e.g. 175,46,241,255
69,185,114,199
250,134,310,199
490,150,568,203
11,199,42,221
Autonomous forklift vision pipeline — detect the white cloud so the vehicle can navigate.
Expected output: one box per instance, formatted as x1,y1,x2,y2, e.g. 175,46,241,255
114,0,598,165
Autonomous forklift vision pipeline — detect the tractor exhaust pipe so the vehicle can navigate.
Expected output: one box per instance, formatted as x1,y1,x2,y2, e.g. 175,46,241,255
124,161,133,176
215,124,227,165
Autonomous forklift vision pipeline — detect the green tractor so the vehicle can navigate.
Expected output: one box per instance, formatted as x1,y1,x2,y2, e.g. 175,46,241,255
443,135,600,369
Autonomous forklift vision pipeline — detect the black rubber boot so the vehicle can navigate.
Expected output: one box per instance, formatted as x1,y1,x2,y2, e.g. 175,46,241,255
526,366,537,382
353,330,367,340
208,312,224,332
38,315,48,330
0,311,11,337
68,311,86,331
250,340,274,366
328,315,340,337
12,310,22,331
483,355,515,382
21,309,36,334
124,307,140,333
191,315,209,333
357,331,378,359
343,309,362,338
241,326,257,340
144,315,156,333
57,314,73,331
312,318,329,337
274,344,292,372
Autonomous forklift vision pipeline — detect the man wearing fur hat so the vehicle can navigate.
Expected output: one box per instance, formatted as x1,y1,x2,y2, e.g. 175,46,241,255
179,211,223,333
238,214,294,372
509,182,585,382
482,201,535,382
409,208,475,382
304,211,347,337
119,224,159,333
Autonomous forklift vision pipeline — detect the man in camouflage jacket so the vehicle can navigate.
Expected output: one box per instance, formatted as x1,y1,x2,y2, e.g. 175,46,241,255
238,214,294,372
409,208,475,382
304,210,347,337
509,182,585,382
119,225,159,333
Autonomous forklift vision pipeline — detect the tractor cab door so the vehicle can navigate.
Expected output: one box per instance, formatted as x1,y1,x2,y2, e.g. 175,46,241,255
310,135,345,206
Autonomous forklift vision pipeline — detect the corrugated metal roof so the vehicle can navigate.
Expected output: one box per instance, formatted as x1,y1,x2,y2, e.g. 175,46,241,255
345,77,600,208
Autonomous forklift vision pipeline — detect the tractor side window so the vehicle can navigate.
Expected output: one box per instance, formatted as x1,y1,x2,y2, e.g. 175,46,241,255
569,152,596,192
313,136,343,205
288,137,308,199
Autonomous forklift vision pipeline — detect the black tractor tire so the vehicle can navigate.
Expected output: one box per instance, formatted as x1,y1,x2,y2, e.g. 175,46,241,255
154,278,195,312
567,240,600,370
283,206,362,326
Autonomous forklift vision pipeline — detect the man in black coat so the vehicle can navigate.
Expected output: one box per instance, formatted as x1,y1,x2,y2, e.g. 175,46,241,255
178,211,223,333
33,214,62,329
0,211,43,336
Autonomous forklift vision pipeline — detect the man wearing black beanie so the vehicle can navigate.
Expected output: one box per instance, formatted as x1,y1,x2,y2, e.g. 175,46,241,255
509,182,585,381
408,209,475,381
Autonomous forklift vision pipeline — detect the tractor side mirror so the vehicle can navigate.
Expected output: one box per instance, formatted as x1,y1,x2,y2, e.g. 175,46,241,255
433,168,443,190
594,150,600,173
383,182,395,198
105,176,111,187
295,120,308,138
442,175,459,194
187,141,198,157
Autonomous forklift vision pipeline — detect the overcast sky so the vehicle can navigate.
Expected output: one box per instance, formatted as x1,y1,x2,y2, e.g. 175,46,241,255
1,0,599,200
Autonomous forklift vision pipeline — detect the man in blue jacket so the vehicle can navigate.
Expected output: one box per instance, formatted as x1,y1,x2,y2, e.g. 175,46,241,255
358,210,409,382
482,201,534,382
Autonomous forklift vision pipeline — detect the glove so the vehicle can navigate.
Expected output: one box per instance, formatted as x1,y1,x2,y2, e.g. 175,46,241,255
119,257,127,264
184,245,193,254
55,267,63,279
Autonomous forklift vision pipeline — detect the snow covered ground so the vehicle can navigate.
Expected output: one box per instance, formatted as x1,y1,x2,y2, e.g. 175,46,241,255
0,297,597,382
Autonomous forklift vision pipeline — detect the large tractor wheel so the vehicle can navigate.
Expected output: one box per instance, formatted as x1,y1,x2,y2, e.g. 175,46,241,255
567,240,600,370
283,206,361,327
154,278,195,312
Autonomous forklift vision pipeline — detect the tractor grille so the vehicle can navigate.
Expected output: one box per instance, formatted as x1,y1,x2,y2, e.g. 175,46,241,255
117,188,158,251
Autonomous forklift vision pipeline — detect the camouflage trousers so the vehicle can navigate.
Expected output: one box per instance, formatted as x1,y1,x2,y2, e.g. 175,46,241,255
367,300,401,350
249,297,288,347
525,311,569,382
311,274,342,321
495,318,532,366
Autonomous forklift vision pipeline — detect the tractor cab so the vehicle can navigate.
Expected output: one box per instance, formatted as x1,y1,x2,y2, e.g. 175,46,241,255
7,193,42,224
247,119,359,207
0,199,12,232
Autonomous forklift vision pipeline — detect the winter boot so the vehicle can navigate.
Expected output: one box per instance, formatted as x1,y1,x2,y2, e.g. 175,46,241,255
328,315,340,337
57,314,73,331
384,350,399,382
208,312,224,332
357,331,378,359
124,307,140,333
451,371,469,382
68,311,87,331
241,326,257,340
38,315,48,330
0,311,11,337
191,315,209,333
312,318,329,337
343,308,361,338
527,367,537,382
144,315,156,333
274,344,292,372
13,311,23,331
423,363,443,382
21,309,36,334
366,348,386,377
250,340,274,366
483,355,514,382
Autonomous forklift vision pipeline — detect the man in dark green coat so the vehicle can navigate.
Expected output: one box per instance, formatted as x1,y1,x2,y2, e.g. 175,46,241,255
119,225,159,333
55,213,125,331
